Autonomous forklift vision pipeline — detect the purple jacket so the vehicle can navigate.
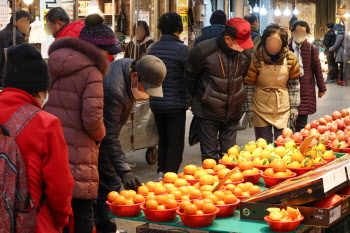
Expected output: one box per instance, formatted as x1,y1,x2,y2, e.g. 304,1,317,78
289,40,327,115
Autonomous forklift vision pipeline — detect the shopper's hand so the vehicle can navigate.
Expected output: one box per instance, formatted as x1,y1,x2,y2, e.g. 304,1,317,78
318,92,326,98
243,112,254,128
122,172,142,191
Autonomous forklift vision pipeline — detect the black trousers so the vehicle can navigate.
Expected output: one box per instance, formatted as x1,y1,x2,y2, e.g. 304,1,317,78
154,111,186,174
254,126,283,144
338,62,344,81
295,115,308,133
95,154,122,233
63,199,95,233
197,117,239,162
326,50,336,80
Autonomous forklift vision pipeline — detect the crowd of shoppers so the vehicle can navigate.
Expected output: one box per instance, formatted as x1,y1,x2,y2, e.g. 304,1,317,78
0,5,344,233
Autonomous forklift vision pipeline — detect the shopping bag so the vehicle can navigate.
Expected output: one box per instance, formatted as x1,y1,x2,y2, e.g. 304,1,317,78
188,116,199,146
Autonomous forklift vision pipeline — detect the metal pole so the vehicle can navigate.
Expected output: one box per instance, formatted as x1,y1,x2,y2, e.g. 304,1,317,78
13,0,16,46
112,0,115,32
133,0,140,59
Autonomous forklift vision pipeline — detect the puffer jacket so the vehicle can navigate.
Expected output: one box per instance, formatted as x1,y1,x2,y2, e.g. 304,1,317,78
289,40,327,115
45,37,109,200
185,32,251,123
99,58,135,177
146,34,190,113
54,21,84,39
194,24,225,46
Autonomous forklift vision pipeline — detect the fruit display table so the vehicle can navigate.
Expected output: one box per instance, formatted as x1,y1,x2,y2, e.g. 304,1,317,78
111,210,304,233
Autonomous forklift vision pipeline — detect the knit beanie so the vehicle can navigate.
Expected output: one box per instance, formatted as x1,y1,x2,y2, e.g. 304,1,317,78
210,10,227,25
4,44,50,93
334,23,343,31
79,14,122,55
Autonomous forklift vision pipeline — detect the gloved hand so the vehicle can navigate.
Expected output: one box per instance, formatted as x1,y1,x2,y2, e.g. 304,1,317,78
122,172,142,191
242,112,254,128
288,107,299,131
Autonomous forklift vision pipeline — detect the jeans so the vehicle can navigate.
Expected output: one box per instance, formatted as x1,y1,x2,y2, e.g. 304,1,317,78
254,125,283,144
154,111,186,174
63,199,95,233
196,117,239,162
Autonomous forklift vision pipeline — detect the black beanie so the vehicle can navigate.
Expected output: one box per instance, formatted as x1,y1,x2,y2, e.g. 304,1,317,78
210,10,227,25
4,44,50,94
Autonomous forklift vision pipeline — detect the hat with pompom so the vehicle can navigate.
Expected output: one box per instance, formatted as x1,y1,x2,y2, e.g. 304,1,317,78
79,14,122,55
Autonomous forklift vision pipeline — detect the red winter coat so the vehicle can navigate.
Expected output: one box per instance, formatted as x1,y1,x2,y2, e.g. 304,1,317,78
45,37,109,200
289,40,327,115
55,21,84,40
0,88,74,233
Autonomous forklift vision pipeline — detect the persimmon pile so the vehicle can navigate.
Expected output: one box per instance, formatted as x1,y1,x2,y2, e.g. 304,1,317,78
107,190,145,205
267,207,302,222
263,161,293,178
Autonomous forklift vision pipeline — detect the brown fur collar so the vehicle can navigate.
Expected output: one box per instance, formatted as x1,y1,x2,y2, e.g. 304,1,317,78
49,37,110,76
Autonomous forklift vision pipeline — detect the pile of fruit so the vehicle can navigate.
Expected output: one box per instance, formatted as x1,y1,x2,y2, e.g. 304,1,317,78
263,161,294,178
107,190,145,205
267,207,302,222
275,128,303,145
300,109,350,149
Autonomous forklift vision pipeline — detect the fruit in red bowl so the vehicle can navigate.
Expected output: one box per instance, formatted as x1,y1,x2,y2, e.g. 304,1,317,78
176,207,220,228
106,201,142,217
264,215,304,232
262,172,297,187
243,170,262,184
140,201,178,222
215,199,240,217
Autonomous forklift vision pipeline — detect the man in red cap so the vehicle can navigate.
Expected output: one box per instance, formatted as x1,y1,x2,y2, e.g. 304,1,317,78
185,18,253,161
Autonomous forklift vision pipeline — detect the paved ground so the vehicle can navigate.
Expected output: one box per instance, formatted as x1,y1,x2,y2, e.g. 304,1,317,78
115,80,350,232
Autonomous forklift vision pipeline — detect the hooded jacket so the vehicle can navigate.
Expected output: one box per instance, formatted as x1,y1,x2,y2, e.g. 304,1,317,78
54,21,85,40
124,37,154,61
0,88,74,233
323,29,336,48
329,31,345,63
45,37,109,200
194,24,225,46
99,58,135,177
185,33,250,123
289,40,327,115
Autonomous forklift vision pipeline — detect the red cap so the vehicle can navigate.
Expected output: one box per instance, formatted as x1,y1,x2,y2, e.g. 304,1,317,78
226,18,254,50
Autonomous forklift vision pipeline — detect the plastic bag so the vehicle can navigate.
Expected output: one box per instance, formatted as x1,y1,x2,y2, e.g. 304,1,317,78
188,116,199,146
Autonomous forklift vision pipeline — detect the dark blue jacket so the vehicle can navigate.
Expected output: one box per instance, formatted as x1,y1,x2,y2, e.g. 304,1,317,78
194,25,225,46
146,34,190,113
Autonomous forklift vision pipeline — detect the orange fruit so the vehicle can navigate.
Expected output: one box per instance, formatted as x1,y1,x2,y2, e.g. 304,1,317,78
202,199,213,205
181,195,190,201
165,194,176,200
273,160,287,172
178,172,184,178
125,199,134,205
137,186,149,196
301,158,313,168
145,200,158,210
233,187,242,196
285,169,293,177
201,191,212,199
119,190,130,198
113,195,126,205
193,182,200,189
225,184,236,191
179,200,192,210
217,200,225,205
163,183,175,190
269,211,282,221
264,168,275,177
194,170,207,179
133,194,145,204
239,160,254,171
193,199,203,210
223,190,233,196
282,216,293,222
145,193,156,202
274,172,288,178
218,168,231,179
203,159,217,169
167,186,177,194
171,190,182,200
154,186,167,195
196,210,205,215
189,189,201,199
157,205,166,210
203,202,216,214
174,178,188,187
165,199,178,209
146,182,155,192
287,161,301,169
199,175,215,185
230,173,244,182
213,164,226,172
184,175,195,180
184,165,198,175
280,209,288,218
244,182,254,191
178,186,190,196
213,191,226,201
205,194,218,204
241,192,250,197
155,195,167,205
237,183,249,192
251,168,260,174
200,185,214,191
224,194,237,204
287,207,300,219
242,169,256,175
184,204,197,215
249,185,261,195
107,191,119,203
164,172,178,183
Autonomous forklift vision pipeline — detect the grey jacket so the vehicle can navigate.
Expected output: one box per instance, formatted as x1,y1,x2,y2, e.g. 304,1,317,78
329,31,345,63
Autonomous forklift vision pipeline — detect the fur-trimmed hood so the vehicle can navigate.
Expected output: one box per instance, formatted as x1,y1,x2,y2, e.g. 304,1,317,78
48,37,110,81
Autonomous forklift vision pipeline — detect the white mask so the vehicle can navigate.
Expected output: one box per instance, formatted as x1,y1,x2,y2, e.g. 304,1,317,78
40,91,49,108
131,79,149,100
294,36,307,44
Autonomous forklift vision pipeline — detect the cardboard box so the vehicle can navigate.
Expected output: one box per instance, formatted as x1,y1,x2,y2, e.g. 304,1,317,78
240,195,350,227
149,223,211,233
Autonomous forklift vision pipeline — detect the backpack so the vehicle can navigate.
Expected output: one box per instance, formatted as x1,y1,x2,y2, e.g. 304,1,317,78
0,104,42,233
251,31,260,41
